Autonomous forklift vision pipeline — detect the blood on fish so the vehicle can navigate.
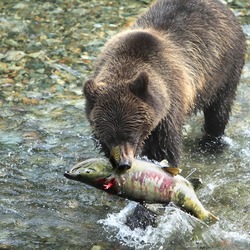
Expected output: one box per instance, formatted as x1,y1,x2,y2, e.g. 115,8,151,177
104,178,116,190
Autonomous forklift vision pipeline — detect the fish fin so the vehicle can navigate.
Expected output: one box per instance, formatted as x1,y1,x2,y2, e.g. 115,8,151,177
188,178,203,190
159,160,181,175
162,167,181,176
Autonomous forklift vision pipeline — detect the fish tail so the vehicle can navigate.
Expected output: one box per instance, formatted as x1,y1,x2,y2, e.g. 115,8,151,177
205,210,219,225
195,206,219,225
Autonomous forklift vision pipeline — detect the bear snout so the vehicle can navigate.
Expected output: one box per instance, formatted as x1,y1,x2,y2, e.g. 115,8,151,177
110,143,135,170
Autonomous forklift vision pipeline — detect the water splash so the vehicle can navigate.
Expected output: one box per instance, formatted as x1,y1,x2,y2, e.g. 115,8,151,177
98,202,227,249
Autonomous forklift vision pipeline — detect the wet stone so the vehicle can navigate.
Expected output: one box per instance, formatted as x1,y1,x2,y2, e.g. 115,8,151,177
25,58,45,70
2,51,26,62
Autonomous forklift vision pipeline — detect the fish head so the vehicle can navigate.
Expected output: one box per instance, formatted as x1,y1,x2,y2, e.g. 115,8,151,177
64,158,113,189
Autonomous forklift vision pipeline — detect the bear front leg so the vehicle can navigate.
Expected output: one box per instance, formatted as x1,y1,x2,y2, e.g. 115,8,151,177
142,118,183,167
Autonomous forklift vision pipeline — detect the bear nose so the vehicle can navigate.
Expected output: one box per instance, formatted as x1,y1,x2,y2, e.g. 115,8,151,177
118,159,132,170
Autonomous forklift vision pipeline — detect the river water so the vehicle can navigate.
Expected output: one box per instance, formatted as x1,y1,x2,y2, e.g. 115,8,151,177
0,0,249,249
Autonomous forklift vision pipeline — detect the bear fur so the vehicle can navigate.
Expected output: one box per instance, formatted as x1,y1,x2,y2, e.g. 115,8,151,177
83,0,246,168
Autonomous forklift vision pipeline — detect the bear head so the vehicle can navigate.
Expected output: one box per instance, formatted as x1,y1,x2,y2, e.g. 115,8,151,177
83,71,168,169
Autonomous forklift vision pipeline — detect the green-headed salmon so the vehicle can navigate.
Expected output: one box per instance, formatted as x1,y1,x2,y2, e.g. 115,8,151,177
64,158,218,225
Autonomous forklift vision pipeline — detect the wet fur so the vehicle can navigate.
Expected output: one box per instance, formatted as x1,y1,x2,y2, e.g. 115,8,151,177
84,0,246,167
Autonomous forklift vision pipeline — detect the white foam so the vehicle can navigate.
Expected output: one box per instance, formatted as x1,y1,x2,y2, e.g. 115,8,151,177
98,202,250,249
223,136,236,147
240,147,250,157
99,202,209,249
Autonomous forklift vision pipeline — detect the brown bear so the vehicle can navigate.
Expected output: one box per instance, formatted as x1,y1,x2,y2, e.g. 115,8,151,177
83,0,246,169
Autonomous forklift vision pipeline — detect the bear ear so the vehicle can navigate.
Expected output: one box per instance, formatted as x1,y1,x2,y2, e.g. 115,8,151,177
83,79,107,105
129,71,149,98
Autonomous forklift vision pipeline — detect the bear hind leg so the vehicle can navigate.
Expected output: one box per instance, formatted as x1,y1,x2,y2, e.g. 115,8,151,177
200,84,238,151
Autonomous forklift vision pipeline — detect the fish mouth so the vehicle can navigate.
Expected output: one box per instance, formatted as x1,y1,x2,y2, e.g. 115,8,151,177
64,170,87,183
63,171,81,181
64,163,83,180
64,171,79,180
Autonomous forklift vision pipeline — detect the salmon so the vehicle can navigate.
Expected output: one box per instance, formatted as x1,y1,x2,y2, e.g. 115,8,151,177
64,158,218,224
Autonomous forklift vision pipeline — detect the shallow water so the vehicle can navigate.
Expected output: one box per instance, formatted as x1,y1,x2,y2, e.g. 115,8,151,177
0,0,250,249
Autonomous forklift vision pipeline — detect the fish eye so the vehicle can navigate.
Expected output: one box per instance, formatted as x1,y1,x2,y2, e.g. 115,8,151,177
84,168,95,174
